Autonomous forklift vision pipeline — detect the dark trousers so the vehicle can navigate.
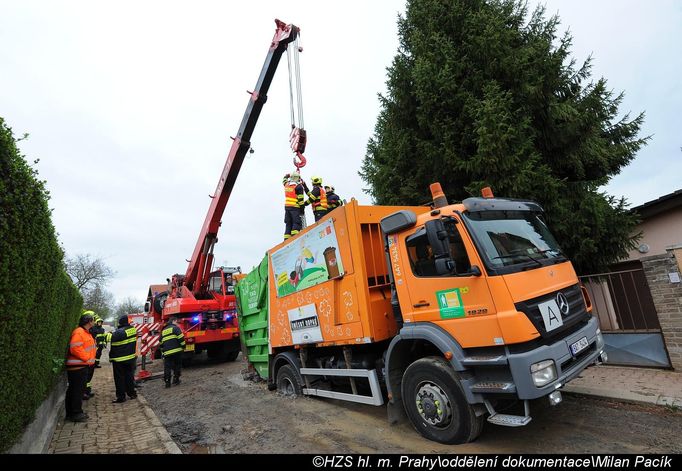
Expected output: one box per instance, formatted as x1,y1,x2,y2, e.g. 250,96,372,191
85,364,95,394
314,210,326,222
112,360,137,400
65,367,88,417
284,207,303,237
163,354,183,383
95,345,103,365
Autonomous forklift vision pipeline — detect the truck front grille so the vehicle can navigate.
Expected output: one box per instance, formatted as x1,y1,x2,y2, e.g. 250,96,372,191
514,284,591,342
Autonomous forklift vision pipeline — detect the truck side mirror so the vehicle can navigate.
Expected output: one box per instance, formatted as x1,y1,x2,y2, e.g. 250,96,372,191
144,301,150,313
425,219,450,259
425,219,456,276
467,265,482,277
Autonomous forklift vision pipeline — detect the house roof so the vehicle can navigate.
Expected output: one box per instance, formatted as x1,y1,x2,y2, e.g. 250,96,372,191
633,189,682,219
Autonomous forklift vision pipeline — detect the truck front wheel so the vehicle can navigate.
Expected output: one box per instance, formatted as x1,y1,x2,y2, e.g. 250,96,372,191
276,364,303,397
401,356,483,444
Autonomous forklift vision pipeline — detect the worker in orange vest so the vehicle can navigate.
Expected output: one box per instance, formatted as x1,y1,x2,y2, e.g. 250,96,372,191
65,313,97,422
305,176,327,222
283,171,306,240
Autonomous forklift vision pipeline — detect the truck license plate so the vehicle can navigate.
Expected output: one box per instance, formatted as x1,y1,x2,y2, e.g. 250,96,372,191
185,344,195,352
570,336,589,356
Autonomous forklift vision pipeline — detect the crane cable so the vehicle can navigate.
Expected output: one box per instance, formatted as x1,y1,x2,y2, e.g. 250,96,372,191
287,35,306,169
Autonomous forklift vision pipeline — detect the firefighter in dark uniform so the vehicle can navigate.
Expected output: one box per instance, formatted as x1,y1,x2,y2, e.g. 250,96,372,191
91,316,107,368
305,176,328,222
160,316,186,388
108,315,138,403
283,171,306,240
83,311,103,399
324,185,343,213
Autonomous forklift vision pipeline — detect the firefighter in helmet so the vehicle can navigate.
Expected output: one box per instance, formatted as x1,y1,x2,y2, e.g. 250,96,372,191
324,185,343,213
304,176,328,222
283,171,306,240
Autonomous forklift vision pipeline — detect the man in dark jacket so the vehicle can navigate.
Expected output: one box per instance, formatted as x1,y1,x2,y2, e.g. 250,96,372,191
160,316,186,388
83,312,105,399
324,185,343,212
91,316,107,368
108,315,138,403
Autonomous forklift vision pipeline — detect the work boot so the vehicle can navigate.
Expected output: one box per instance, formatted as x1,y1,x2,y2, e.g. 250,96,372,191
67,413,87,423
112,398,126,404
165,381,171,388
172,377,181,386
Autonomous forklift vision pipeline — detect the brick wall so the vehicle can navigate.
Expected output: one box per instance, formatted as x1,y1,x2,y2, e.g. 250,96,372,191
641,250,682,370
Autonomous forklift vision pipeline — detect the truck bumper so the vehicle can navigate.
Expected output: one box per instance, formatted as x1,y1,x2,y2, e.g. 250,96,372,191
508,316,602,400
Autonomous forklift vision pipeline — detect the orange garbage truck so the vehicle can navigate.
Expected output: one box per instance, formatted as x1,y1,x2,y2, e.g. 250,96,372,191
236,183,606,444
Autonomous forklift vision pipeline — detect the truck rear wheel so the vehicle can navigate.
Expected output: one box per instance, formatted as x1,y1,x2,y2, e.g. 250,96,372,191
276,364,303,397
401,356,483,444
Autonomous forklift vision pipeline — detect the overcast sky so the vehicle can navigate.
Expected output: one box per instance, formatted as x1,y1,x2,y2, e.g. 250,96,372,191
2,1,680,306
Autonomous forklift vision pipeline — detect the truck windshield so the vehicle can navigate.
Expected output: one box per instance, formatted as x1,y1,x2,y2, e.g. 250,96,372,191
463,210,565,273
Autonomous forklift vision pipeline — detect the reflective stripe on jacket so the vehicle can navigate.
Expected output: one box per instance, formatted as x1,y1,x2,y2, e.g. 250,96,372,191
307,185,327,212
90,325,107,346
284,183,305,208
160,324,186,357
327,192,342,209
66,326,97,370
109,326,138,362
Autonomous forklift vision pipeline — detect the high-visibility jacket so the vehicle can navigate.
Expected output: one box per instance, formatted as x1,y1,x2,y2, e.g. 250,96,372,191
66,326,97,370
90,324,106,347
160,323,186,357
284,182,305,208
306,185,327,213
327,192,342,210
109,326,138,363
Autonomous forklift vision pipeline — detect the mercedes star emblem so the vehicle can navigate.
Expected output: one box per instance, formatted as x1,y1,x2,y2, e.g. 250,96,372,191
556,292,570,316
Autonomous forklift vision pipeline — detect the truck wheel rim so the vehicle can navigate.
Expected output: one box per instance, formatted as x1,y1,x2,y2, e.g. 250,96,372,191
415,381,452,427
280,377,295,396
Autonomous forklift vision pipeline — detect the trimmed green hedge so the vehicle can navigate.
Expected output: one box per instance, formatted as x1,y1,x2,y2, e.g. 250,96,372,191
0,117,82,452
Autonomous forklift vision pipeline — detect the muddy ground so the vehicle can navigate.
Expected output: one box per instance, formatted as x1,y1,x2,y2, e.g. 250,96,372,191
141,353,682,454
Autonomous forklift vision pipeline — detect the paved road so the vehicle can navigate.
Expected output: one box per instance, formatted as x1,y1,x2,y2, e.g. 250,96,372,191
141,354,682,454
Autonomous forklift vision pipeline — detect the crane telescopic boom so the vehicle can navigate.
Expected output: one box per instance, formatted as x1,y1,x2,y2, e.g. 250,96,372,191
182,20,300,297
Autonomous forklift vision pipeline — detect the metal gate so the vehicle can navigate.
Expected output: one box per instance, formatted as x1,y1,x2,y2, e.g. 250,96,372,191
580,263,671,368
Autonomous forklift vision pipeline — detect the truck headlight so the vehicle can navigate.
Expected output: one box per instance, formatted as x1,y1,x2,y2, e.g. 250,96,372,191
531,360,557,387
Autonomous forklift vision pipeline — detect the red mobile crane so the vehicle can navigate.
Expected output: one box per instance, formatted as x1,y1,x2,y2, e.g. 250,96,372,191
145,19,303,361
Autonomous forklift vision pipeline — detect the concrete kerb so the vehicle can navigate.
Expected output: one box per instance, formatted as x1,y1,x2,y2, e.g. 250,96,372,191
8,373,67,454
136,393,182,454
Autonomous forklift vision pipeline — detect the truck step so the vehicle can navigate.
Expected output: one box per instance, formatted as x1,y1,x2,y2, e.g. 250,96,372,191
487,413,531,427
471,381,516,393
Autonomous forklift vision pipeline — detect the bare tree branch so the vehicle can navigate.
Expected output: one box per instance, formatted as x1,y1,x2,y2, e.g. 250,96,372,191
65,253,115,291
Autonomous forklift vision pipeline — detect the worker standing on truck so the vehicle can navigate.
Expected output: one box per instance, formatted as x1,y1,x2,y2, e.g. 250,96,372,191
108,315,138,403
283,171,306,239
305,176,327,222
64,313,96,422
160,316,186,388
324,185,343,212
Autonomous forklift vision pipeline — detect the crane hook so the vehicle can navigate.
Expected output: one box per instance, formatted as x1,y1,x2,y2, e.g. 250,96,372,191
293,151,307,169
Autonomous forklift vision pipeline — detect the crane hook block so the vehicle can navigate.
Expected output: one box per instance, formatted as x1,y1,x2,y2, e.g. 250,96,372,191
290,127,307,154
293,151,307,169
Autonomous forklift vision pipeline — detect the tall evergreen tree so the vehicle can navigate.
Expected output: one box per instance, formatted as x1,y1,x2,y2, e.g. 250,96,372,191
361,0,647,274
